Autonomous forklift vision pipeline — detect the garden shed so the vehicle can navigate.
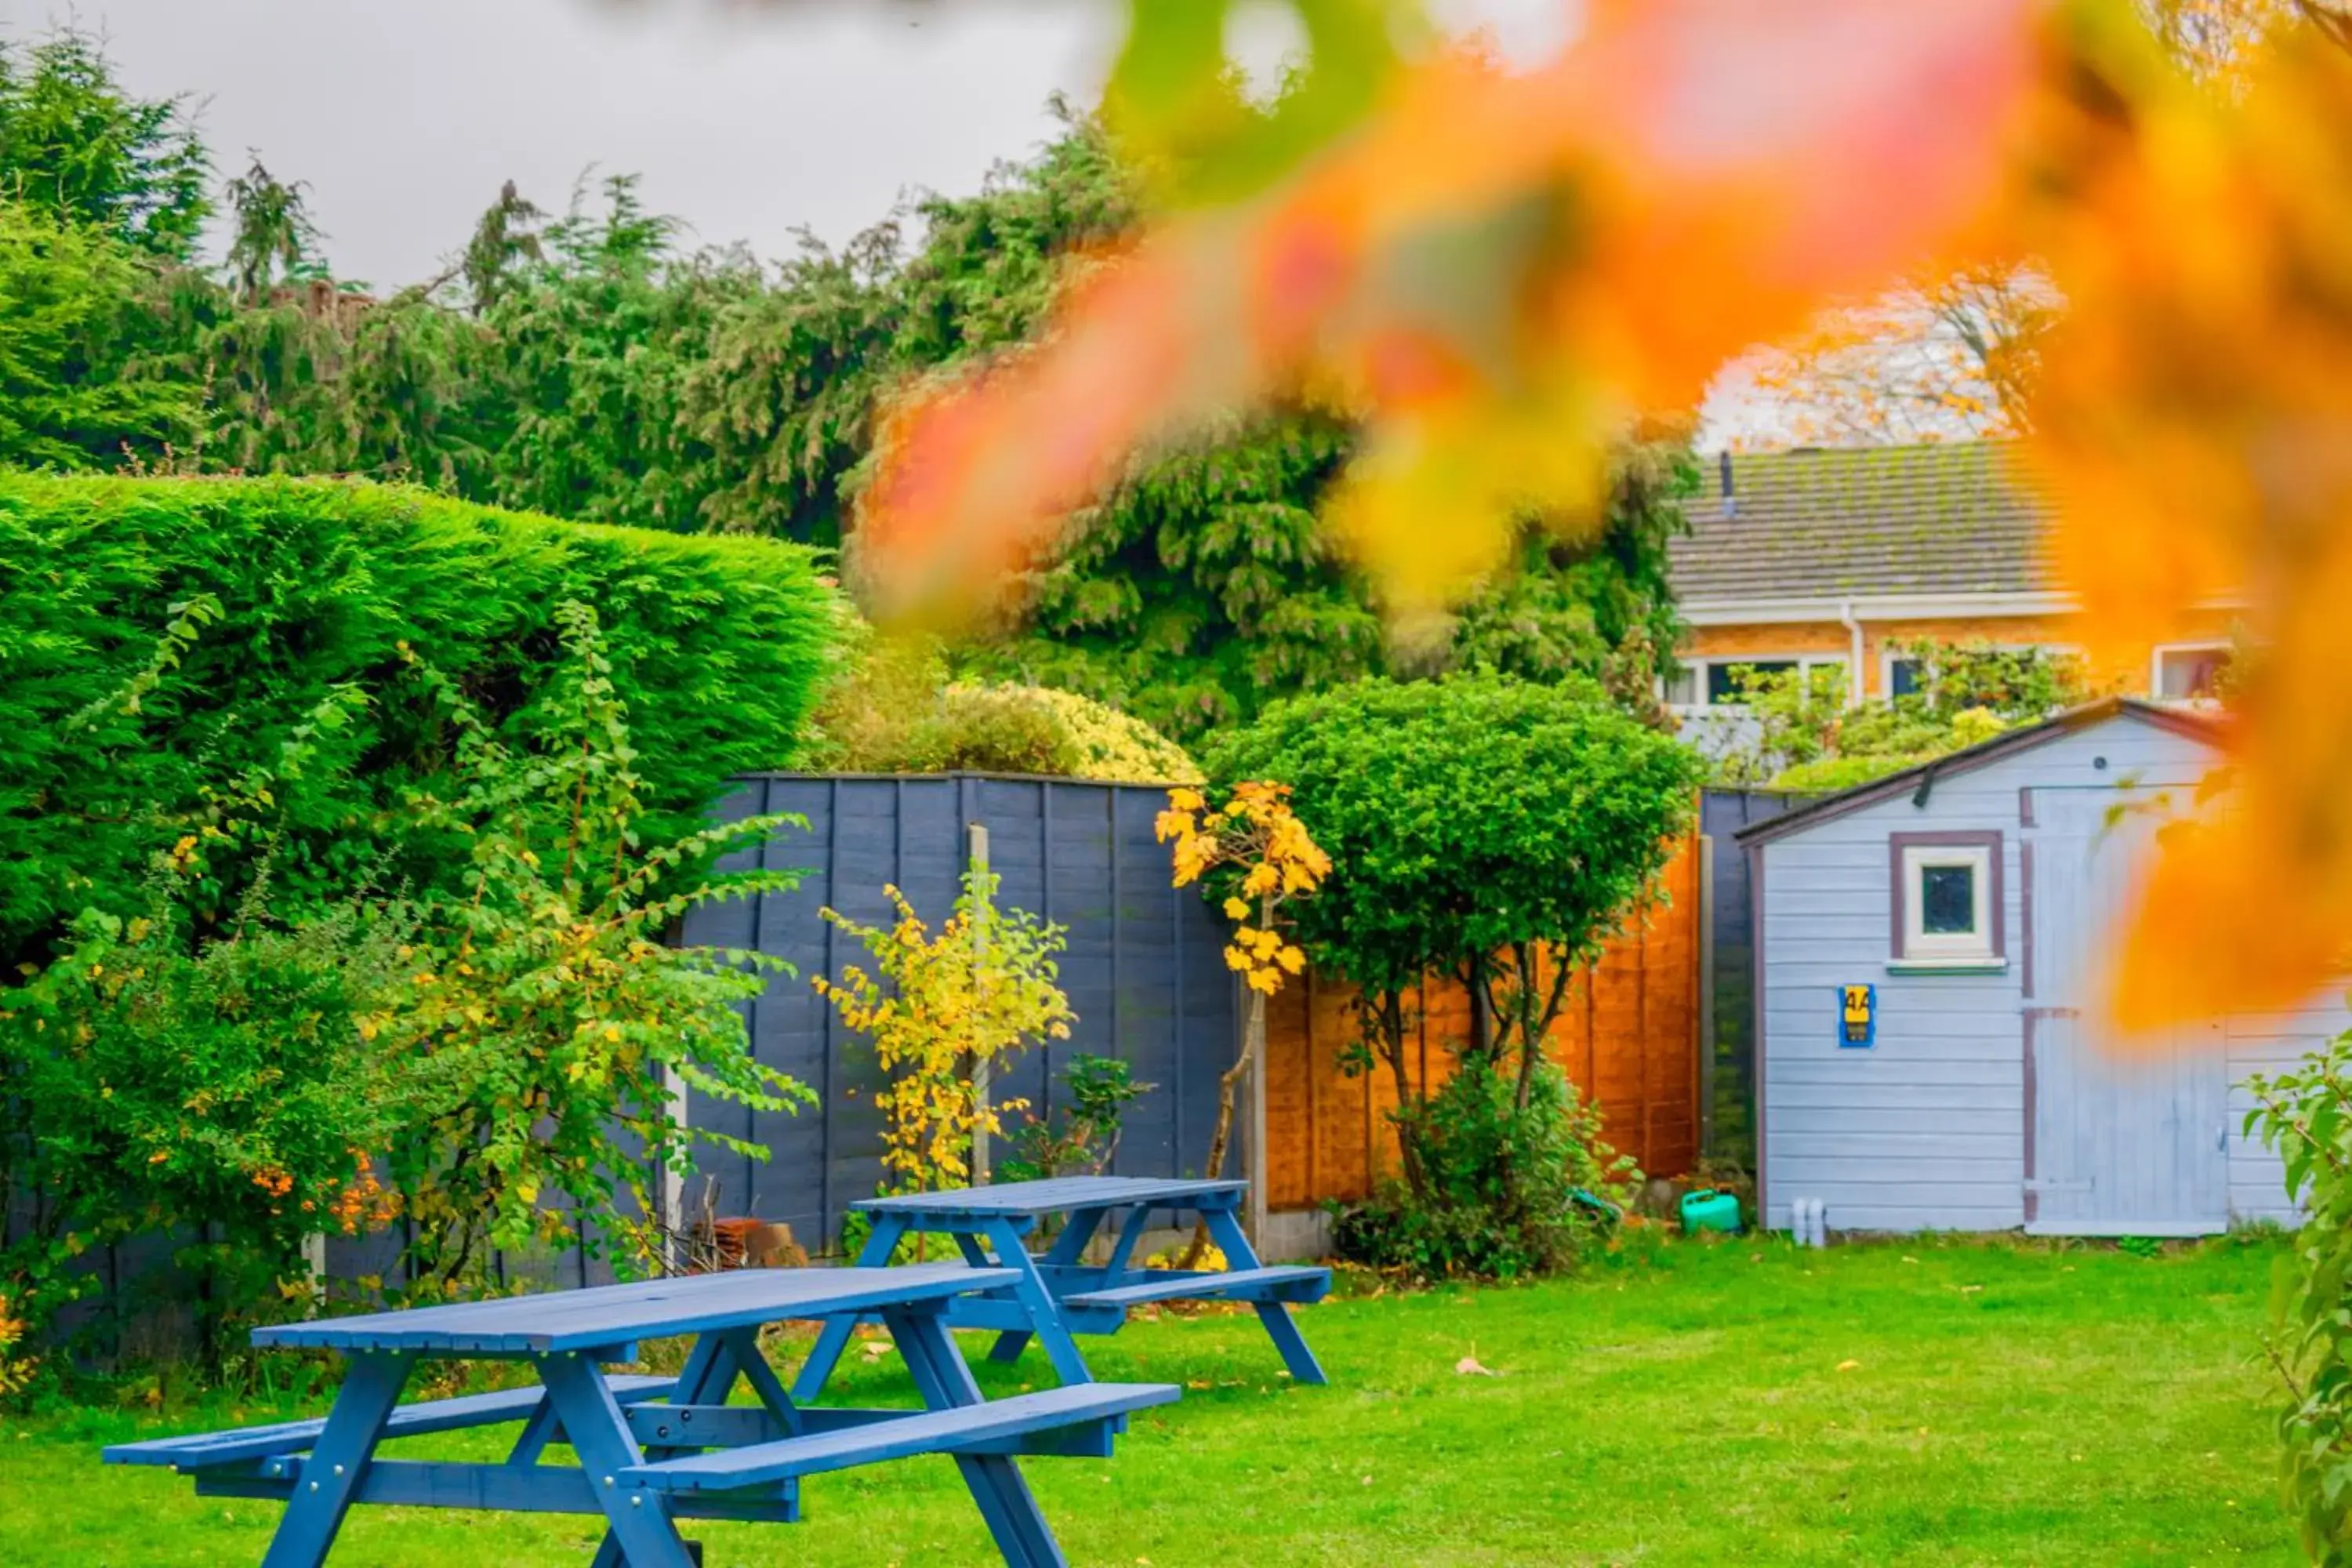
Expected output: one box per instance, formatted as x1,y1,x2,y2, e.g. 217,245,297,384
1740,698,2341,1238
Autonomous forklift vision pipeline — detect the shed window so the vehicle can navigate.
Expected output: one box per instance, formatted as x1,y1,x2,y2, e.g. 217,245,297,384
1919,864,1976,934
1896,842,1997,965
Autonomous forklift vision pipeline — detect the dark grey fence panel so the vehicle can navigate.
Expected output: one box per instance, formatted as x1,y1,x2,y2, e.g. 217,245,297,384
681,774,1240,1254
1700,788,1810,1167
13,774,1236,1356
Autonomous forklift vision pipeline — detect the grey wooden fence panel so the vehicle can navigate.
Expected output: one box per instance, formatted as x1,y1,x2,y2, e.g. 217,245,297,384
679,773,1240,1254
1700,788,1811,1167
15,774,1236,1356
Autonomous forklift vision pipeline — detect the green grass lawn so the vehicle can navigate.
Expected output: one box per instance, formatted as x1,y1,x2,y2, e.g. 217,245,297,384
2,1236,2298,1566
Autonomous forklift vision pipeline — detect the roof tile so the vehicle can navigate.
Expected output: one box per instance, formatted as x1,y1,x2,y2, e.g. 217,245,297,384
1671,441,2053,604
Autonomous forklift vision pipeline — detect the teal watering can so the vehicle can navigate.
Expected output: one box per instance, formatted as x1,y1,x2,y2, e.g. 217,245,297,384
1679,1188,1743,1236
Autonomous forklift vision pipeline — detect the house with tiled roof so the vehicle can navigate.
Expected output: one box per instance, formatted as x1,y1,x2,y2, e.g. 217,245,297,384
1664,441,2241,715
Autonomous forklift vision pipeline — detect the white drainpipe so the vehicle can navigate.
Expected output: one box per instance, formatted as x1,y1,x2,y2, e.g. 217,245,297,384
1838,598,1865,708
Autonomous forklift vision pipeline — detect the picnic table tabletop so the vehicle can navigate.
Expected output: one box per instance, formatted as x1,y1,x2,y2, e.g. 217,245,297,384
110,1263,1169,1568
252,1261,1015,1356
798,1175,1330,1400
855,1176,1247,1218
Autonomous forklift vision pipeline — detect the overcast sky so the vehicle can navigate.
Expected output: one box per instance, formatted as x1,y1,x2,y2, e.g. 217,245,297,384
13,0,1573,288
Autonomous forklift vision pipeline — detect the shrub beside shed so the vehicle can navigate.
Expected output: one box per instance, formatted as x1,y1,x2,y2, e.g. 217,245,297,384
1740,699,2339,1238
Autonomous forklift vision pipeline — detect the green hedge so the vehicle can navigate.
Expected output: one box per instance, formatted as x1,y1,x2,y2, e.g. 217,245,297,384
0,473,837,967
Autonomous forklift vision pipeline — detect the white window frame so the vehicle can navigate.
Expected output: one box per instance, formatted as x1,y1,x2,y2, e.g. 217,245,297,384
2149,641,2232,703
1664,653,1849,713
1891,838,2004,972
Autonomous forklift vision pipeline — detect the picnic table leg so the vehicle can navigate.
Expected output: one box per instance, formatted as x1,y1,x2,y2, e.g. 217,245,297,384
988,1207,1109,1364
886,1306,1068,1568
1200,1203,1329,1386
586,1333,748,1567
978,1216,1092,1387
789,1214,908,1403
538,1352,696,1568
720,1325,804,1437
1098,1201,1156,1280
257,1349,413,1568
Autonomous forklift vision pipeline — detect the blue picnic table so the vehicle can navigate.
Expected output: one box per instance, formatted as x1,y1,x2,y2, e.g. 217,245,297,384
104,1264,1177,1568
793,1176,1331,1403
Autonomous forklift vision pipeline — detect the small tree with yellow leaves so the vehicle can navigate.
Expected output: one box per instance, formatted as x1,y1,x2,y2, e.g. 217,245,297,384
814,873,1074,1229
1156,782,1330,1203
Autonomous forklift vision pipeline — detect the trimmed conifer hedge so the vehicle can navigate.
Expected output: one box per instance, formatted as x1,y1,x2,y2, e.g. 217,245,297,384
0,473,837,968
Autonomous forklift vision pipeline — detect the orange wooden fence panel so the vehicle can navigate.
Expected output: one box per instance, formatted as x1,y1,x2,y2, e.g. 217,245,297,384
1261,834,1702,1210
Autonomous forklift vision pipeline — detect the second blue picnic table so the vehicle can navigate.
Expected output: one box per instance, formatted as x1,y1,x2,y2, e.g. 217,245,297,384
793,1176,1331,1401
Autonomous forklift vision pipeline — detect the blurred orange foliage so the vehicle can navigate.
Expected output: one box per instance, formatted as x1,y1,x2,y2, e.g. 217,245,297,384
856,0,2352,1030
855,0,2042,629
2016,9,2352,1027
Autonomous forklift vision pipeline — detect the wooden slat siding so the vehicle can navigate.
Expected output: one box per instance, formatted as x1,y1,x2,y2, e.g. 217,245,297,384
2226,996,2352,1225
1262,835,1704,1207
1751,707,2328,1236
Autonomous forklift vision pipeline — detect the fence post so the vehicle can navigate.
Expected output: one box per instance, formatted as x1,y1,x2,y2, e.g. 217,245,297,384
967,821,993,1185
1697,833,1716,1163
659,1061,687,1272
1247,978,1268,1248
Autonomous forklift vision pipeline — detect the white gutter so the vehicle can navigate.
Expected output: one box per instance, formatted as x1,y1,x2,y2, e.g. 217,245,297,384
1677,590,2078,627
1838,597,1864,709
1676,589,2250,629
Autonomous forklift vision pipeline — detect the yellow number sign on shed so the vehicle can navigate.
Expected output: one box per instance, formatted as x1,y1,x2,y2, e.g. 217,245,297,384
1840,984,1876,1048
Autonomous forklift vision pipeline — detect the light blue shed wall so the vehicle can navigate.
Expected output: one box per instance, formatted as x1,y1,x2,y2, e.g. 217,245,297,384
1755,710,2339,1234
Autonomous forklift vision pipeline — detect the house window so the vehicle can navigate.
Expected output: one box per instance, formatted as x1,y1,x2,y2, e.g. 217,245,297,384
1890,833,2004,971
2152,643,2231,702
1882,644,2078,703
1665,655,1848,710
1706,659,1798,706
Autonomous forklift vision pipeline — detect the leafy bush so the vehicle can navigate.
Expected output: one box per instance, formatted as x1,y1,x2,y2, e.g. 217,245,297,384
1331,1058,1635,1280
1712,640,2098,789
0,471,836,973
2,889,409,1374
1208,673,1697,1276
813,871,1075,1200
379,604,815,1293
1000,1054,1155,1182
804,631,1200,782
0,600,818,1371
2246,1032,2352,1562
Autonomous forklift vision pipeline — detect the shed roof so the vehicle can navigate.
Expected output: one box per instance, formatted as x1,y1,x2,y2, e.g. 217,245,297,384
1671,441,2055,605
1731,698,2222,847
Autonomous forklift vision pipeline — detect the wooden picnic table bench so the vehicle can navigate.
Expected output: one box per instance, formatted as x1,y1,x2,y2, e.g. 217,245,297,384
793,1176,1331,1403
104,1264,1178,1568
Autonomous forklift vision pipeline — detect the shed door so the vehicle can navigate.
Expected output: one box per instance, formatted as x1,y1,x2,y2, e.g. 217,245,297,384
2027,790,2228,1236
